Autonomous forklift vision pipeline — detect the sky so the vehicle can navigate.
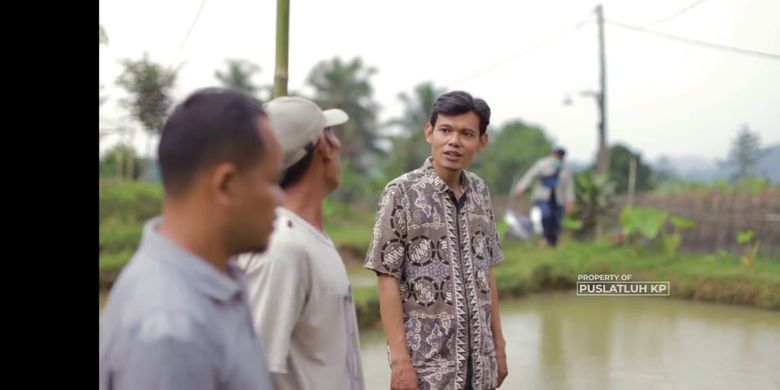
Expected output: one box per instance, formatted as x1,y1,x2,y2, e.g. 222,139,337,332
99,0,780,165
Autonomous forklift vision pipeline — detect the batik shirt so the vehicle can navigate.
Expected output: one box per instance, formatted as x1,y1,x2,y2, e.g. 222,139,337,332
364,157,504,389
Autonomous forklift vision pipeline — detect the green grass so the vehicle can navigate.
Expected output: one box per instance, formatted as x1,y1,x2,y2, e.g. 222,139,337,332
325,211,376,252
492,239,780,310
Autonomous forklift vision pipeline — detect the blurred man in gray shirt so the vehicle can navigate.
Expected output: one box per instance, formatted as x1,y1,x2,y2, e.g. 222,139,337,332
514,148,575,247
99,88,284,390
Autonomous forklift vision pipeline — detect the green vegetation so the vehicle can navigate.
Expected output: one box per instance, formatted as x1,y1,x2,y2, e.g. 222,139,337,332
99,180,780,330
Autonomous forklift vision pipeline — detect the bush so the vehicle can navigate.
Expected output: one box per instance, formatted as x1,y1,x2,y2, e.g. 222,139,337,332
99,181,162,283
100,219,143,254
352,286,380,329
99,180,163,224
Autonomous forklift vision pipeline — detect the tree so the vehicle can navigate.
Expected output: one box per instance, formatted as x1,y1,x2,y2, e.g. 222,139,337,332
568,171,616,240
99,25,108,106
215,59,268,101
100,144,142,180
116,53,177,180
306,57,382,173
99,25,108,45
470,120,553,196
384,82,446,178
727,124,763,181
607,143,654,194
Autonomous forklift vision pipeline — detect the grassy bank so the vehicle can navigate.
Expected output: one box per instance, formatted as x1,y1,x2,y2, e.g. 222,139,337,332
492,240,780,307
347,240,780,329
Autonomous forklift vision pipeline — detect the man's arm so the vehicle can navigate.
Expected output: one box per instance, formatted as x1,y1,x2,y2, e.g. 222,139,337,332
242,244,308,378
365,184,418,389
489,270,508,387
377,275,418,390
514,160,542,197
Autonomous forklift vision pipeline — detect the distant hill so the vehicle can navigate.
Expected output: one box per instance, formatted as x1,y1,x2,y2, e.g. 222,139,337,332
756,143,780,182
657,142,779,183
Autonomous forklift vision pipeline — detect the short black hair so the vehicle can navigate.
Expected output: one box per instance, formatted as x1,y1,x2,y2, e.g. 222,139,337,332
554,147,566,158
279,128,336,189
280,147,315,189
158,88,267,195
429,90,491,134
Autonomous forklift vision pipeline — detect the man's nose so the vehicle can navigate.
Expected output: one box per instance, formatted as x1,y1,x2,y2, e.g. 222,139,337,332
447,132,462,147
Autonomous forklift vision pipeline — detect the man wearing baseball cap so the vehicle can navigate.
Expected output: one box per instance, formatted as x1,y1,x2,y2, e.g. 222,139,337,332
237,96,365,390
513,147,575,247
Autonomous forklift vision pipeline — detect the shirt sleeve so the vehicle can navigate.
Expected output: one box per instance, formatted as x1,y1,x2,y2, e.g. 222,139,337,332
363,183,407,280
484,186,505,268
242,242,309,375
516,159,542,192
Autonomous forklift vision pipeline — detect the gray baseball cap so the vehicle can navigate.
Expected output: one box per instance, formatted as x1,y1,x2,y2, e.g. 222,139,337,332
264,96,349,169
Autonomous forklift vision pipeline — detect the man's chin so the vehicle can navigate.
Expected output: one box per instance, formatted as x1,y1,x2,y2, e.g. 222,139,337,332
441,160,465,171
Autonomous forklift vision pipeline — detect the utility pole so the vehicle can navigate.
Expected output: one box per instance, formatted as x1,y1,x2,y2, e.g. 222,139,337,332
273,0,289,97
596,4,609,174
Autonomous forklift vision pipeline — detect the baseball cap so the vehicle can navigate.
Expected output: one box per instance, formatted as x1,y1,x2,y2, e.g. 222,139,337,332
264,96,349,169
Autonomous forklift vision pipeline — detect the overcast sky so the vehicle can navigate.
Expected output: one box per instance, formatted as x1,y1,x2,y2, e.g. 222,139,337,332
99,0,780,164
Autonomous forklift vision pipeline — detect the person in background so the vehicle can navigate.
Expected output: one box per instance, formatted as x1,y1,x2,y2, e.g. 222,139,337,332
238,96,365,390
513,147,575,247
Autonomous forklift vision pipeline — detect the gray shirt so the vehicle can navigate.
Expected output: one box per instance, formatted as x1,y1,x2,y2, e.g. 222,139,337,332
99,217,272,390
516,155,575,206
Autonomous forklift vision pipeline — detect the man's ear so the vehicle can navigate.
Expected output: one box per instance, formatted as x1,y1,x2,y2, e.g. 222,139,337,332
478,132,489,151
316,132,336,161
424,123,434,144
209,162,239,206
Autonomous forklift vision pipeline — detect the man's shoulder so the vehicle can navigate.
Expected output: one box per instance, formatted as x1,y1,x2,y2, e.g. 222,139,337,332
269,214,311,247
106,253,212,326
239,214,317,274
387,167,428,189
539,155,555,164
102,269,212,348
252,228,310,264
465,170,491,194
379,168,429,201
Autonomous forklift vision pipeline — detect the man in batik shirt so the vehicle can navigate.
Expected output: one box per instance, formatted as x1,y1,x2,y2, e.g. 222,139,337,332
365,91,508,389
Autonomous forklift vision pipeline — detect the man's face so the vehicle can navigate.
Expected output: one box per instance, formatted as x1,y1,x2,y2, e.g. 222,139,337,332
424,111,487,173
322,127,343,192
230,116,284,253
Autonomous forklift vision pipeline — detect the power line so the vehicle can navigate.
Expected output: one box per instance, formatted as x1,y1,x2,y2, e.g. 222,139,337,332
446,15,594,87
644,0,713,26
171,0,209,68
606,19,780,61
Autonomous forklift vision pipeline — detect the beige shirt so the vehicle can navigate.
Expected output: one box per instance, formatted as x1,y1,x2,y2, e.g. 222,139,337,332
237,207,364,390
364,157,504,389
516,155,575,206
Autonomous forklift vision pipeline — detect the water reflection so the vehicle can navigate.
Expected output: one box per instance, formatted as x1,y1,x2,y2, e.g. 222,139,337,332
361,293,780,389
